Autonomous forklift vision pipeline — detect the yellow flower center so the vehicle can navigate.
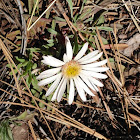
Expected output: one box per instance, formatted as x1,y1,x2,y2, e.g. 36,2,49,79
62,61,81,78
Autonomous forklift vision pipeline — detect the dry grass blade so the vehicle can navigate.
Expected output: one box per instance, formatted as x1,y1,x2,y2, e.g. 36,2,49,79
0,80,108,140
62,97,104,111
27,0,39,30
27,0,56,31
28,120,37,140
113,23,131,129
0,39,22,97
122,0,140,33
0,100,108,140
129,113,140,122
0,39,56,140
56,0,85,41
0,35,19,49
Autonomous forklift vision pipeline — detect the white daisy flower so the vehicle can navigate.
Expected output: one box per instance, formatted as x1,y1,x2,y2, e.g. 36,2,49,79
37,36,109,105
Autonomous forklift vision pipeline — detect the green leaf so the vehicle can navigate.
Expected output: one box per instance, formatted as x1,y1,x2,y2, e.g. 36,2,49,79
52,20,56,30
17,64,23,69
47,28,57,35
39,101,45,108
109,58,114,62
73,35,79,55
32,63,37,69
47,39,54,44
42,95,47,100
73,13,79,22
6,64,14,68
28,70,32,84
13,111,28,120
88,26,113,32
7,127,13,140
0,120,13,140
26,61,32,71
31,89,36,95
27,48,40,53
29,53,33,60
79,9,91,20
9,69,18,75
66,0,73,18
81,30,96,36
42,45,49,49
97,15,105,25
84,17,93,23
101,36,108,45
46,93,53,101
16,56,25,63
79,0,87,14
47,43,54,47
26,76,30,88
22,61,29,67
55,17,65,22
32,76,40,90
28,0,34,14
98,26,113,31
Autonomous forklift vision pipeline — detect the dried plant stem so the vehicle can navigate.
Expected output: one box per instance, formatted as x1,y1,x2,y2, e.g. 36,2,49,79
0,87,108,140
0,81,108,140
62,97,104,111
98,87,114,121
108,30,128,126
122,0,140,33
96,27,114,78
0,39,55,140
0,39,22,97
107,52,135,64
0,35,19,49
28,120,37,140
114,23,131,129
27,0,56,31
95,28,130,128
27,0,39,30
56,0,85,41
114,23,124,86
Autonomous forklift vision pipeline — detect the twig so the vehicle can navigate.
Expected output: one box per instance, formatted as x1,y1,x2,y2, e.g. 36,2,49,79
0,80,108,140
27,0,56,31
122,0,140,33
28,120,37,140
16,0,27,55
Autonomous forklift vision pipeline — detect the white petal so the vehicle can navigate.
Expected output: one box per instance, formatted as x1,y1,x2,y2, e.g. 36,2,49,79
51,88,58,101
81,70,108,79
38,74,59,86
80,52,103,64
88,77,104,87
78,50,99,62
82,67,109,72
65,36,73,61
45,73,62,96
76,76,94,96
68,79,75,105
79,74,97,91
57,78,67,102
42,56,65,67
74,78,86,101
51,77,64,101
74,42,88,61
82,59,108,68
63,53,69,63
36,67,61,80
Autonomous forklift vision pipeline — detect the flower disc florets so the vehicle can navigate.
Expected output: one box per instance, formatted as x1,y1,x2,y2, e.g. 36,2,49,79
62,61,81,78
